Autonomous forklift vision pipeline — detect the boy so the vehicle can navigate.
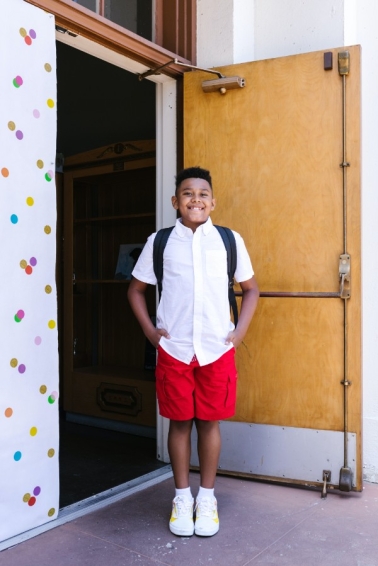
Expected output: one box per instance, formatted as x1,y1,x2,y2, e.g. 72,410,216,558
127,167,259,537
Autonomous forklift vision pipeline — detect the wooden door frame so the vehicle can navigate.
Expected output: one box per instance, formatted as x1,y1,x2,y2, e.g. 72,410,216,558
25,0,194,74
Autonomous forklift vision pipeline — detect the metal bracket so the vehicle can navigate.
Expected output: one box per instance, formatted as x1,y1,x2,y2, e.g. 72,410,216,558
321,470,331,499
139,58,245,94
339,254,351,299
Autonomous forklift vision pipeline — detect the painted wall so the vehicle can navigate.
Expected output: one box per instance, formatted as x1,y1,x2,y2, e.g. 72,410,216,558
196,0,378,483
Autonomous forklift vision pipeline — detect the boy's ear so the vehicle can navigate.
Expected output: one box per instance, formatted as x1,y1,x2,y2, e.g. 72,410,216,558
211,198,216,210
171,195,179,209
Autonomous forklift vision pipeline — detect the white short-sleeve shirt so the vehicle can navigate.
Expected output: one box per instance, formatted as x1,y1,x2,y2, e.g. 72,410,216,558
132,217,254,366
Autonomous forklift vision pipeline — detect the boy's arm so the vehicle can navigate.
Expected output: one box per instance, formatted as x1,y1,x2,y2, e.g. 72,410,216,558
225,275,259,348
127,276,170,349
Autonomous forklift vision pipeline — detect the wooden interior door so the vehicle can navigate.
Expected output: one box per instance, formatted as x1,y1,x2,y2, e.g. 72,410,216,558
184,47,361,490
62,142,158,430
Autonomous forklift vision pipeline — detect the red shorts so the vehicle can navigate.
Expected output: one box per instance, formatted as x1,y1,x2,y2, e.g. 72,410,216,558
155,346,238,421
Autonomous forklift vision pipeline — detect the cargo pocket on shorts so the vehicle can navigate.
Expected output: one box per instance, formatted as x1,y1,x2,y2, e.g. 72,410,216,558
155,365,168,403
224,370,238,409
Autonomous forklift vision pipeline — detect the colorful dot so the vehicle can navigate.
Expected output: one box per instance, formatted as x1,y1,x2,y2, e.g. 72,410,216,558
16,309,25,319
14,451,22,461
5,408,13,418
40,385,47,394
29,29,37,39
26,197,34,206
20,259,27,269
18,364,26,374
47,99,55,108
28,497,36,506
25,265,33,275
36,160,44,169
10,214,18,224
16,130,23,140
23,493,30,503
48,508,55,517
10,358,18,368
45,285,52,294
33,486,41,496
13,76,23,88
33,109,40,118
44,226,51,234
35,336,42,346
48,391,58,404
30,427,37,436
25,36,32,46
8,121,16,131
48,449,55,458
14,315,21,323
45,172,52,182
48,320,56,329
44,63,52,72
30,257,37,266
1,167,9,177
19,28,27,38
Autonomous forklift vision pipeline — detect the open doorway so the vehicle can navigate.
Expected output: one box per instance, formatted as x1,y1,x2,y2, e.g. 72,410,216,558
56,40,167,508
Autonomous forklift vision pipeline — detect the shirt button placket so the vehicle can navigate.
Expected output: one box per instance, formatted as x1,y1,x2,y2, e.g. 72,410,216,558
192,228,204,363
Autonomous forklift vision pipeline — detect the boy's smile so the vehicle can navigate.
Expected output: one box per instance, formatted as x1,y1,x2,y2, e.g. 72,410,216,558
171,178,216,232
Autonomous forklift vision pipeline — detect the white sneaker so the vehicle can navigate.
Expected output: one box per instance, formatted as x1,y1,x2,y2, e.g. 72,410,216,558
169,495,194,536
194,496,219,536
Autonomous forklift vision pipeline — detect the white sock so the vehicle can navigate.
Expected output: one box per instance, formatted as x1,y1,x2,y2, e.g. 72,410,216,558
175,487,193,499
197,486,214,500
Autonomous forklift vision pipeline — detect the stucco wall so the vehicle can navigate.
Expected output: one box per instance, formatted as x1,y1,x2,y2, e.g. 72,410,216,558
196,0,378,483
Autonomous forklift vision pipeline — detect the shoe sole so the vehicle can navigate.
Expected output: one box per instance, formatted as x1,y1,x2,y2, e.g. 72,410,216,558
194,524,219,537
169,523,195,537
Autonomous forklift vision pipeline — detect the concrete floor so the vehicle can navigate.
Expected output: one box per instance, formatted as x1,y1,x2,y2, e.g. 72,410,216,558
1,473,378,566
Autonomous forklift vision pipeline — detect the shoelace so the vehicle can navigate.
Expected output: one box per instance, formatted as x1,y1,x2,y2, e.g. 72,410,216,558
196,497,216,517
174,496,193,517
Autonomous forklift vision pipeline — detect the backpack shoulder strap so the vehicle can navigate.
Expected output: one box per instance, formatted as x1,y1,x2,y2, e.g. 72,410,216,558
214,225,238,327
153,226,174,299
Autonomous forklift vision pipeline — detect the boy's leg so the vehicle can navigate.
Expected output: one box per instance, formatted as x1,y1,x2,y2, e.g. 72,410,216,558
195,419,221,488
168,419,194,488
194,419,221,537
168,419,195,536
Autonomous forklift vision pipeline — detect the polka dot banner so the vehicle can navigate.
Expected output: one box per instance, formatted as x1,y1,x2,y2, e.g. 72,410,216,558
1,2,59,540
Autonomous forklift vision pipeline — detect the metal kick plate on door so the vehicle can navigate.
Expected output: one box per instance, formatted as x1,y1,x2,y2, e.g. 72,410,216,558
190,422,357,487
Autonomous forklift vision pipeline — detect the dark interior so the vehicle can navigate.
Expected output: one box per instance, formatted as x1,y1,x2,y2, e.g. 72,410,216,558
57,39,161,508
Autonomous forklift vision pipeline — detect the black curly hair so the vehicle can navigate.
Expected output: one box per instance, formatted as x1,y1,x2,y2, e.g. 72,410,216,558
175,166,212,193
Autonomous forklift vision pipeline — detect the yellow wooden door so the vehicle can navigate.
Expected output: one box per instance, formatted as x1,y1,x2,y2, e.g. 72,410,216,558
185,47,361,491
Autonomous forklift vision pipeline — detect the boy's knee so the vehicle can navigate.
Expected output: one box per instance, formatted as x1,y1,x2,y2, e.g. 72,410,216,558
170,419,194,433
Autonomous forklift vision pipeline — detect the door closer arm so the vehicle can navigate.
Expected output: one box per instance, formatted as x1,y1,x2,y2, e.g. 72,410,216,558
139,58,245,94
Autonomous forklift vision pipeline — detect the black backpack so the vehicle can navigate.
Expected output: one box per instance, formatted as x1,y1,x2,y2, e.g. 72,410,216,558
153,225,239,326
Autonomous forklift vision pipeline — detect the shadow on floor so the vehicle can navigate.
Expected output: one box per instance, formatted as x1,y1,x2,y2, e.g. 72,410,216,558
59,419,166,508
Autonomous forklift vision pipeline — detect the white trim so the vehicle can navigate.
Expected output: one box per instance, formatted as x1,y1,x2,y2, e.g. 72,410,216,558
155,78,177,464
55,30,172,83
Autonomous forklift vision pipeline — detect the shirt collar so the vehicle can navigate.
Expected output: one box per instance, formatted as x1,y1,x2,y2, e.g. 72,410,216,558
175,216,213,237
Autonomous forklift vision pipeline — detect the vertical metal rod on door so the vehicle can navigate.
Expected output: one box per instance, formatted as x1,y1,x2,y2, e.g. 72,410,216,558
338,51,353,491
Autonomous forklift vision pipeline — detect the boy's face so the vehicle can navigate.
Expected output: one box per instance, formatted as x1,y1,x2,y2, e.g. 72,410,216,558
171,178,216,232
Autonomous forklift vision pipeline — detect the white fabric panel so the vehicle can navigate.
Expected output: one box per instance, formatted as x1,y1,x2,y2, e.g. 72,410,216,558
0,0,58,542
